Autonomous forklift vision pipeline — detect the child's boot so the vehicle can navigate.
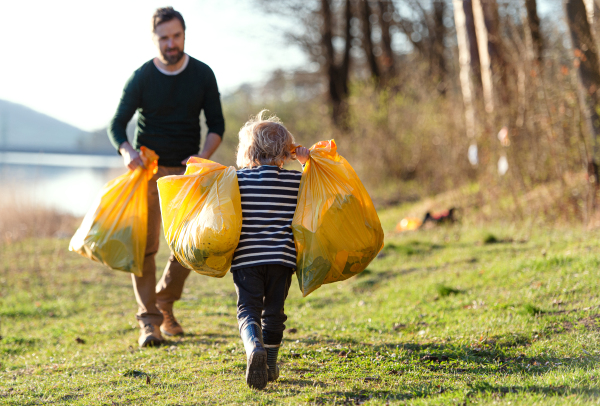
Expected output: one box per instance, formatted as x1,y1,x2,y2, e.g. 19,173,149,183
265,344,280,382
241,322,268,390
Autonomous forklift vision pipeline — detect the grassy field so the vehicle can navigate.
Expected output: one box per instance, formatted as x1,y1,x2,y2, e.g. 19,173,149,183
1,207,600,405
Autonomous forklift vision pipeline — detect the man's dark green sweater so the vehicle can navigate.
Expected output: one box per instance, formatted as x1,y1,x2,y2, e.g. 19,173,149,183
108,56,225,167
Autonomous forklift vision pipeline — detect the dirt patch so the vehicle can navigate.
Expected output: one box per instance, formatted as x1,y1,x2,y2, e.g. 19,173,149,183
579,314,600,331
541,313,600,338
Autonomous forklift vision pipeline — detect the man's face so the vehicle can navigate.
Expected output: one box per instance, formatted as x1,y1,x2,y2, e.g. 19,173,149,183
153,19,185,65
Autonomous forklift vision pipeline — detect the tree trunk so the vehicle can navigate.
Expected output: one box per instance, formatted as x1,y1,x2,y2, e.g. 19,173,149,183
565,0,600,183
321,0,352,127
361,0,380,82
377,0,396,80
481,0,503,66
482,0,509,104
583,0,600,66
463,0,481,84
453,0,477,140
525,0,543,65
472,0,494,113
584,0,600,41
432,0,448,95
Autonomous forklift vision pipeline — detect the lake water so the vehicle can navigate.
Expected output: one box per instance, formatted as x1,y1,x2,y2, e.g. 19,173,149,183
0,152,126,216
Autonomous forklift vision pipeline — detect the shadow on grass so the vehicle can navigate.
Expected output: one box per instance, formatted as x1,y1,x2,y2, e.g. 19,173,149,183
272,381,416,403
314,389,415,404
0,306,64,319
468,382,600,398
274,340,599,404
159,332,239,348
383,241,445,256
0,337,39,356
305,383,600,404
282,328,598,382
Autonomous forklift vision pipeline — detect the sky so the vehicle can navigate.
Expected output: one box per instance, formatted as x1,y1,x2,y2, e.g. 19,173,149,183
0,0,307,131
0,0,560,132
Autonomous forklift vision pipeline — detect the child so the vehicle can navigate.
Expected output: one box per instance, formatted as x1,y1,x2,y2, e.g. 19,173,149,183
231,110,309,390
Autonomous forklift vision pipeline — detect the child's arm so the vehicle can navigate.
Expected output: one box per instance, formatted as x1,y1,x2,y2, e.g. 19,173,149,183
296,147,310,165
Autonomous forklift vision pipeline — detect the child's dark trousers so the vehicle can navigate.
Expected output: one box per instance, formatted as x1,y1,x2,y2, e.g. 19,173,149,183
232,264,294,345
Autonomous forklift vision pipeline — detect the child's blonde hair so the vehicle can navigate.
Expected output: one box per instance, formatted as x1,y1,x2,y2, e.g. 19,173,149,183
236,110,296,168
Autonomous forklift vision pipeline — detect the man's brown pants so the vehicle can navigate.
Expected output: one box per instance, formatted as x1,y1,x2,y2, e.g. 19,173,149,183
132,166,191,327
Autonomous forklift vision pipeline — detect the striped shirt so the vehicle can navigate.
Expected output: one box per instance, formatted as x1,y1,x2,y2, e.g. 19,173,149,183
231,165,302,271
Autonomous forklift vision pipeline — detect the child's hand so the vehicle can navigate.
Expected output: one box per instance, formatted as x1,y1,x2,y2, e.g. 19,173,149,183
295,147,310,165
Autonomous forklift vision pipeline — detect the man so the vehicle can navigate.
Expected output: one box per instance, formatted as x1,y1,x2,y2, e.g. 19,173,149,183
108,7,225,347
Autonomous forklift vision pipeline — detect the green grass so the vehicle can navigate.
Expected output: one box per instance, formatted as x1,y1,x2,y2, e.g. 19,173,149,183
1,211,600,405
435,284,463,298
483,233,500,245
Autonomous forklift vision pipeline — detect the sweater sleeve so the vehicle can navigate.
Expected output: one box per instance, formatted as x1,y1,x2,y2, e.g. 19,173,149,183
202,67,225,138
107,71,141,151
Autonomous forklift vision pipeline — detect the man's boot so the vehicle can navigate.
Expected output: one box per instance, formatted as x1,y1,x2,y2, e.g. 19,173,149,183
265,344,280,382
241,322,268,390
138,323,164,348
158,306,184,337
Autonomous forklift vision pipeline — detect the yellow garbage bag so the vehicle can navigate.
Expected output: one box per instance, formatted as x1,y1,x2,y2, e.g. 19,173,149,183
292,140,384,296
396,217,422,232
69,147,159,276
157,158,242,278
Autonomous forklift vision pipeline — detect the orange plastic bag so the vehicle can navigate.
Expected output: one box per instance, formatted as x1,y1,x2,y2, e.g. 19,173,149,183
157,158,242,278
292,140,384,296
69,147,158,276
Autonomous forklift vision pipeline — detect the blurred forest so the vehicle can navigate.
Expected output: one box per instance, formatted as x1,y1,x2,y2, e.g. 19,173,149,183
210,0,600,226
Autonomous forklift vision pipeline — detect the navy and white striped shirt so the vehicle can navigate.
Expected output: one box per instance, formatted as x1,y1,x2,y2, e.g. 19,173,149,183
231,165,302,271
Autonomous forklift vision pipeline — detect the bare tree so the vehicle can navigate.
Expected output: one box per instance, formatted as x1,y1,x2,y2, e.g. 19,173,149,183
472,0,495,113
525,0,543,65
463,0,482,84
453,0,477,140
377,0,396,80
482,0,509,105
481,0,504,68
389,0,449,93
361,0,381,82
322,0,353,126
254,0,353,127
392,2,428,57
584,0,600,45
432,0,448,94
565,0,600,183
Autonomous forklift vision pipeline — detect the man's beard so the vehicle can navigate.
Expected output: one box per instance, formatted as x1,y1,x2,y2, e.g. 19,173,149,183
162,47,184,65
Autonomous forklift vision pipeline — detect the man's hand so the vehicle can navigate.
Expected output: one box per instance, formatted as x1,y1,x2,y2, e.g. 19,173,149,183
119,141,145,170
181,132,222,165
295,147,310,165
